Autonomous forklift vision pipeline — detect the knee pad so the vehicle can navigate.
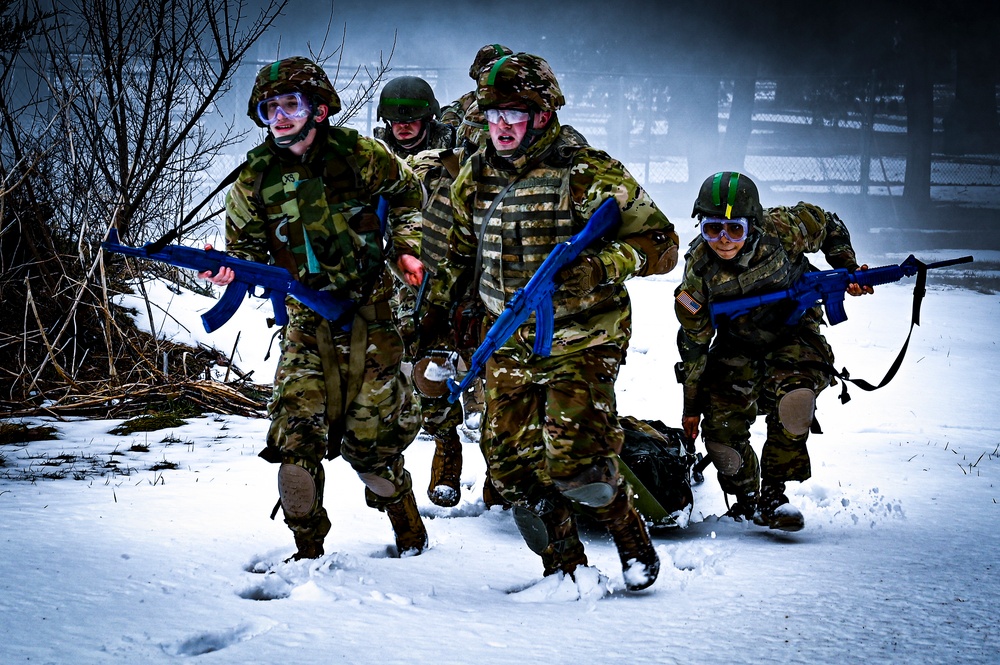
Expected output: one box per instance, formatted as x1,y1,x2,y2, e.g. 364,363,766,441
778,388,816,437
705,441,743,476
513,506,550,554
553,460,617,508
278,463,317,519
561,482,616,508
358,472,397,498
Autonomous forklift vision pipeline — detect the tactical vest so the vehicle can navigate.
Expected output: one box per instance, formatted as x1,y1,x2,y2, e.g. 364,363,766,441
245,127,384,301
469,139,613,319
418,150,465,274
690,215,815,346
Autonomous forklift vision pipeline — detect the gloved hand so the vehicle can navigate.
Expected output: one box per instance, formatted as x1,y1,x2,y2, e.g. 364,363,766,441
556,256,605,297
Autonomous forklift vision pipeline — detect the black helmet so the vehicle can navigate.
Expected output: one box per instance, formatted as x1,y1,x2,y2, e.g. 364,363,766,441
377,76,440,122
692,171,764,223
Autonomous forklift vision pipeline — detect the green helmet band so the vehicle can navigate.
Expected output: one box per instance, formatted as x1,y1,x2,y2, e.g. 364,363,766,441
712,172,742,219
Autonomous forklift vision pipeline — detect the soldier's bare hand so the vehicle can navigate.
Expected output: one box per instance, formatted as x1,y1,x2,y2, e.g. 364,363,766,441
847,264,874,297
682,415,700,442
197,244,235,285
397,254,425,287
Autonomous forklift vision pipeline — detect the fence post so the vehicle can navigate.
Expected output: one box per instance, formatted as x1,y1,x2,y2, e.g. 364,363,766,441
860,70,875,198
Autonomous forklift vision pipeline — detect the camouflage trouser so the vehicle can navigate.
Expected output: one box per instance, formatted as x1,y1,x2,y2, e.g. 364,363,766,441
264,300,421,543
389,277,418,361
699,325,834,496
482,343,632,526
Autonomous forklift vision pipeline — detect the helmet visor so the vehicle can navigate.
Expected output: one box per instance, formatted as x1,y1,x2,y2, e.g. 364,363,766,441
256,92,312,126
700,217,749,243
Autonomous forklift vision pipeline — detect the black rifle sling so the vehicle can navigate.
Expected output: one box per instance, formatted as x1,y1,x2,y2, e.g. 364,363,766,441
147,160,248,253
804,260,932,404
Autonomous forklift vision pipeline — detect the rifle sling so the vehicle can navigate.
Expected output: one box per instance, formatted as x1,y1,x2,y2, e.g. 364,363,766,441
316,307,379,425
804,260,931,404
147,159,248,253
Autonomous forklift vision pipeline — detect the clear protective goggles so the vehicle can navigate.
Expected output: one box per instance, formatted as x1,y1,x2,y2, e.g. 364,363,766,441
484,108,531,125
700,217,750,243
256,92,312,126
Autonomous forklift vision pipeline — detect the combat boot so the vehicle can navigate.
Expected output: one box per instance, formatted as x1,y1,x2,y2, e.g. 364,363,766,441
384,490,428,556
285,533,324,562
753,482,805,532
607,505,660,591
724,490,758,522
428,430,462,507
540,529,588,578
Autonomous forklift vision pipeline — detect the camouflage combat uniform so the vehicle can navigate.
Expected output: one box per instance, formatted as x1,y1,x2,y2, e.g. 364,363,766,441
394,145,473,507
430,113,679,576
674,202,861,504
225,121,425,554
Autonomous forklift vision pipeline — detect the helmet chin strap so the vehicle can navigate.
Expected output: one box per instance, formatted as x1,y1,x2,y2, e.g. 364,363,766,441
498,109,546,159
395,120,428,151
273,114,318,148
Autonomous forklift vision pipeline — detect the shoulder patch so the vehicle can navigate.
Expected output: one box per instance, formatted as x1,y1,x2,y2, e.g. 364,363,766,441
675,290,702,315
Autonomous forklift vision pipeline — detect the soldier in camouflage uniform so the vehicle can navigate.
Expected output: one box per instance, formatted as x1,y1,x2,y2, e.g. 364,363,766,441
399,74,590,510
374,76,457,158
421,52,679,590
372,75,472,508
396,146,479,508
391,49,524,509
674,171,872,532
200,56,428,561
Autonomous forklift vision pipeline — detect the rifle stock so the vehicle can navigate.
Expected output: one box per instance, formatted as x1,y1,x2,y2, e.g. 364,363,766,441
102,228,354,332
446,197,622,402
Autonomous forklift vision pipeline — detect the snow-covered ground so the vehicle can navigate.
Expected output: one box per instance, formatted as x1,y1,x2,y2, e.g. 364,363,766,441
1,246,998,664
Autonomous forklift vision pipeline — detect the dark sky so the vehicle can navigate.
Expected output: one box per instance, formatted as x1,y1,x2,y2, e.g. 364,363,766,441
263,0,1000,104
263,0,709,98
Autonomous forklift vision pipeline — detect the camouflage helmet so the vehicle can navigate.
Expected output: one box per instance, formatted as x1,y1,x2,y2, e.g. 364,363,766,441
476,52,565,112
377,76,440,123
692,171,765,223
468,43,513,80
247,56,341,127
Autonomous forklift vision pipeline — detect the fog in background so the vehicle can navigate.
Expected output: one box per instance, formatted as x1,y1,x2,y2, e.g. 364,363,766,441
206,0,1000,258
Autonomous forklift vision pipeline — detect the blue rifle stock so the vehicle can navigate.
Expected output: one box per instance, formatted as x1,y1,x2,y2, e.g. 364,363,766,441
709,254,974,328
102,228,354,333
446,197,622,403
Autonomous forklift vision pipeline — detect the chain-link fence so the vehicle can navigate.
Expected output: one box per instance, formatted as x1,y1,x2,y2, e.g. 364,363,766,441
215,64,1000,213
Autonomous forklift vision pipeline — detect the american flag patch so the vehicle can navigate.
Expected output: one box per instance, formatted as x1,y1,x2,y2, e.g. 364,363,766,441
676,290,702,315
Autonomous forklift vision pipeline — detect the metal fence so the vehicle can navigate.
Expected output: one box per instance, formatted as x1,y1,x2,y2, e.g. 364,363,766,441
220,64,1000,210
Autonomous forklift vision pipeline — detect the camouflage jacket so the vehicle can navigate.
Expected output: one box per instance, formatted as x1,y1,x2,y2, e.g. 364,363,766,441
428,117,679,358
396,146,471,274
224,124,424,308
373,119,457,159
440,91,476,128
673,203,860,413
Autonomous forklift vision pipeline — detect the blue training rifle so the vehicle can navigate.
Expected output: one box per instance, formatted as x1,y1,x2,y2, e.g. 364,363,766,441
446,197,622,402
709,254,974,328
102,228,354,333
